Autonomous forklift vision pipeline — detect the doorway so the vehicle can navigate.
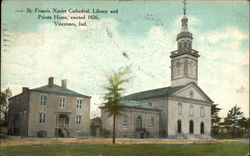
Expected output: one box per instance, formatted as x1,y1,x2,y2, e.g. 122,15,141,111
189,120,194,134
200,122,204,134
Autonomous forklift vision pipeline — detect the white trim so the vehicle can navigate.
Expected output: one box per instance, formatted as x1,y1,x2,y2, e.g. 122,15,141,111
172,84,210,103
59,96,66,109
76,98,83,110
39,112,46,124
39,94,48,106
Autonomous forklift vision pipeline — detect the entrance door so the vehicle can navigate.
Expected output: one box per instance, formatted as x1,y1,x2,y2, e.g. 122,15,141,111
58,114,69,128
200,122,204,134
140,133,145,138
177,120,182,133
189,120,194,134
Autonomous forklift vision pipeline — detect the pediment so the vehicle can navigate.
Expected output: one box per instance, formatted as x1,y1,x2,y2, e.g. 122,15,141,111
171,83,213,103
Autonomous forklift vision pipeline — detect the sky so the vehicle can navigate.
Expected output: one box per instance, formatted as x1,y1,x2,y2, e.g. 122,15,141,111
1,0,249,119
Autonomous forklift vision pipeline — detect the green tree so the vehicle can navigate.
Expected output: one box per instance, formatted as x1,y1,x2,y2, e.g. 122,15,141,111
238,117,249,129
103,67,130,144
0,88,12,126
211,103,221,136
224,105,243,138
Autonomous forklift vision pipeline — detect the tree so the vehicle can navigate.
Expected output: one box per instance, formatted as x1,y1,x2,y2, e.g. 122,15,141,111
211,103,221,136
224,105,243,138
103,67,130,144
0,88,12,126
211,103,221,124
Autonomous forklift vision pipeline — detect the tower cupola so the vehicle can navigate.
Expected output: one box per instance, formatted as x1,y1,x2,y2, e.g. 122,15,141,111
170,0,200,87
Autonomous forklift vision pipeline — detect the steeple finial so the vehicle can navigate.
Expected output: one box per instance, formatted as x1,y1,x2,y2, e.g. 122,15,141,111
183,0,187,15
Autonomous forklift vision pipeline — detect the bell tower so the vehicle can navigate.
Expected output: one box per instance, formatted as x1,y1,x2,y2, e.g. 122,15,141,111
170,0,200,87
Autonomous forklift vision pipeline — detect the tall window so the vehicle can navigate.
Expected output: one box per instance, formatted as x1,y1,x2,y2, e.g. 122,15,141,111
40,95,47,106
39,113,45,123
200,107,205,117
123,115,128,127
189,120,194,134
178,103,182,115
76,115,82,124
189,105,194,116
59,97,66,108
176,62,181,75
76,99,83,109
177,120,182,133
136,116,142,129
200,122,204,134
150,117,155,128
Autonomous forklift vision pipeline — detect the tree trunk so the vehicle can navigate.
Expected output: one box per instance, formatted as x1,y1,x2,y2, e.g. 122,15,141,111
112,114,116,144
232,126,234,138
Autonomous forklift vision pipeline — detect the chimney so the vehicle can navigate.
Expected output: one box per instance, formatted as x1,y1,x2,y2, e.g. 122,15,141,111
48,77,54,87
61,79,67,89
22,87,29,93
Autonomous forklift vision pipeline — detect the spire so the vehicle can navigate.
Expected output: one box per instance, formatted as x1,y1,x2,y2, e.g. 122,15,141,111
181,0,188,32
183,0,187,16
177,0,192,40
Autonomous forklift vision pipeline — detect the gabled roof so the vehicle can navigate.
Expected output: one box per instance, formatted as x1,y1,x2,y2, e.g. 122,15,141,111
123,85,186,100
123,82,213,103
32,84,91,97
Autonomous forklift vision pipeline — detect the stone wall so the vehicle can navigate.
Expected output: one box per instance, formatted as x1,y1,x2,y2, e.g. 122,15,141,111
8,90,30,136
168,97,211,138
28,91,90,137
101,107,160,138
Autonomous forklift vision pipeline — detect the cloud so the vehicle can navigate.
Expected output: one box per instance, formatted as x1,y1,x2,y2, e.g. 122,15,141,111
200,27,248,44
1,14,249,118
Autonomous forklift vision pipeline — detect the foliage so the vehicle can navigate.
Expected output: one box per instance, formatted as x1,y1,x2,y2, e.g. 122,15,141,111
224,105,243,126
237,117,250,129
90,122,97,136
211,103,221,125
224,105,243,138
1,143,248,156
0,88,12,126
211,103,221,137
103,66,131,144
102,128,111,138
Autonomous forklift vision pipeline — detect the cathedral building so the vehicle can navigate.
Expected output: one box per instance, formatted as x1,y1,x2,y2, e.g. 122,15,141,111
101,8,213,139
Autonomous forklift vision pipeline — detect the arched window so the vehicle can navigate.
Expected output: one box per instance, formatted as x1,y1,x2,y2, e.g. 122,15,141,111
123,115,128,127
200,122,204,134
189,120,194,134
150,117,155,128
178,42,181,50
176,62,181,75
136,116,142,129
200,107,205,117
178,103,182,115
189,105,194,116
177,120,182,133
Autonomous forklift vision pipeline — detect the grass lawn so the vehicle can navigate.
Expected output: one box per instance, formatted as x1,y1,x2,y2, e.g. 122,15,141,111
1,143,248,156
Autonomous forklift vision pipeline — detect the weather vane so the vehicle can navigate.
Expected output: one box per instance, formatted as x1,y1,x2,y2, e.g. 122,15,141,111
183,0,187,15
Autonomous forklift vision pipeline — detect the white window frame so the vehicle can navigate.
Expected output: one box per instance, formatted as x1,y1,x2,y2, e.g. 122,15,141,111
76,98,83,110
150,117,155,128
59,96,66,108
76,115,82,124
123,115,128,127
39,112,45,123
40,94,48,106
